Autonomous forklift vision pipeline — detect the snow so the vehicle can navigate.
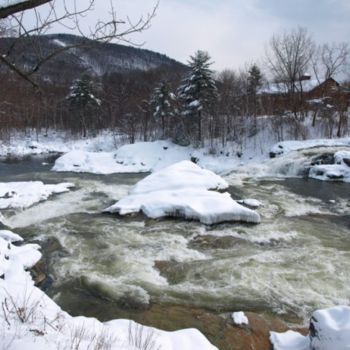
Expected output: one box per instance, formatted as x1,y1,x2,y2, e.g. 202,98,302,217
232,311,249,325
104,161,261,225
259,79,319,95
0,181,74,209
52,38,67,47
270,306,350,350
237,198,262,209
270,138,350,157
0,231,219,350
0,229,23,242
269,330,309,350
52,140,241,174
308,151,350,183
310,306,350,350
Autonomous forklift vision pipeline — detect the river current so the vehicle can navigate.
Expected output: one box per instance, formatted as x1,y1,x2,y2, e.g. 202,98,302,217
1,153,349,324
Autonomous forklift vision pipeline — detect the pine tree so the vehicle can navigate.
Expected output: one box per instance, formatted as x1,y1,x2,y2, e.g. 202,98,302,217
66,74,101,137
247,64,263,96
178,50,217,144
151,81,176,139
247,64,263,131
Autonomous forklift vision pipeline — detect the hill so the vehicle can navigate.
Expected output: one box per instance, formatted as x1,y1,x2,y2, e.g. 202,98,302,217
0,33,186,83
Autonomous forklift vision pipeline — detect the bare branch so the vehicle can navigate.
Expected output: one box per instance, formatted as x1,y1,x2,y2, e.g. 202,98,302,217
0,0,51,19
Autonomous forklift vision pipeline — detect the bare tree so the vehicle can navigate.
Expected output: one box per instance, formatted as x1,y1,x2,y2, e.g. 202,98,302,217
312,42,349,82
266,27,315,116
0,0,158,88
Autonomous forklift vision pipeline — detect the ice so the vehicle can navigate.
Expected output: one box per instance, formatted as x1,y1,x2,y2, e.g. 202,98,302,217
0,181,74,209
232,311,249,325
105,161,260,225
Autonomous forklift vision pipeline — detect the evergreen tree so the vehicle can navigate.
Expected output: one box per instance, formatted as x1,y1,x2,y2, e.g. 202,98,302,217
178,50,217,144
247,64,263,130
66,74,101,137
247,64,263,96
151,81,176,139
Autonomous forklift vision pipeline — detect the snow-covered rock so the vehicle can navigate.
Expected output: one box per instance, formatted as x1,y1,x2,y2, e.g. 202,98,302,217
269,330,309,350
310,306,350,350
270,306,350,350
104,161,261,225
309,151,350,183
237,198,262,209
0,229,23,242
0,181,74,209
0,231,218,350
232,311,249,325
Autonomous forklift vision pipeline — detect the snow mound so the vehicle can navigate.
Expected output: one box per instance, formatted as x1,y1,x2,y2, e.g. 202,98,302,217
0,181,74,209
232,311,249,325
52,140,242,174
310,306,350,350
104,161,260,225
270,330,309,350
0,231,218,350
270,306,350,350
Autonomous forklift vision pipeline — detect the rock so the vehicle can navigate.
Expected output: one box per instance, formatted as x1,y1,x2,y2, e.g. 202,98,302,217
188,235,244,250
343,158,350,167
30,260,47,286
238,199,262,209
125,305,305,350
310,153,335,166
326,173,344,180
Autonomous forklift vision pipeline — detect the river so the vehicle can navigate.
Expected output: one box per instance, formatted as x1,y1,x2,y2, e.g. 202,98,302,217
1,153,349,326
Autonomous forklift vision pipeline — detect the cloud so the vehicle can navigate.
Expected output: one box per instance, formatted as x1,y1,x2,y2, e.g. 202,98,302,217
23,0,350,72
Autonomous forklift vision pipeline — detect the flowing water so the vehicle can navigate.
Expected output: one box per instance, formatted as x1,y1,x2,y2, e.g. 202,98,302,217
0,151,349,324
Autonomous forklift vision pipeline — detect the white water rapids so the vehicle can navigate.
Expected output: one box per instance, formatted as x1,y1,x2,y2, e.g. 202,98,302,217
0,148,349,323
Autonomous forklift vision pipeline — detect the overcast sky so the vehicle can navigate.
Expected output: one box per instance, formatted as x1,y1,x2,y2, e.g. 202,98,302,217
38,0,350,71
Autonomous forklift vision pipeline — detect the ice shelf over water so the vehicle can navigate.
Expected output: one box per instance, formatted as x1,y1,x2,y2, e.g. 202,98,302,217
104,161,261,224
0,181,74,209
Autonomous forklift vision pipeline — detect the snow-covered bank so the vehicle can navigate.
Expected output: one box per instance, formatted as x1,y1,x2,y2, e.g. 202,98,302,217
104,161,261,224
270,306,350,350
0,230,218,350
0,181,74,209
52,140,244,174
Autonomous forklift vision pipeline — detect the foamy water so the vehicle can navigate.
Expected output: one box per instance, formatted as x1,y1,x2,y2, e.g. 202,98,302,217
1,156,350,323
